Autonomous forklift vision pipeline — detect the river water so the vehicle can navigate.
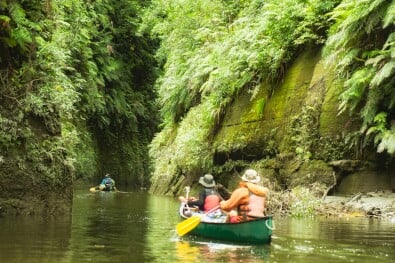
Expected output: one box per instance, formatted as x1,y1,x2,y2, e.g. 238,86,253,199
0,187,394,263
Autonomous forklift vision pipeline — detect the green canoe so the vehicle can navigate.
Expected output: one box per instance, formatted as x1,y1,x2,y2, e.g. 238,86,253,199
188,216,273,244
179,205,273,244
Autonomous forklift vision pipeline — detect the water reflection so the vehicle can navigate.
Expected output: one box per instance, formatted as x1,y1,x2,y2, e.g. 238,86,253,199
0,216,71,263
65,190,151,263
175,242,200,262
271,217,395,263
174,241,271,263
0,189,394,263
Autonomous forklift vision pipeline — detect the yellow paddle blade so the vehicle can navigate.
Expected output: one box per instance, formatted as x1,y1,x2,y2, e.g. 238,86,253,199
176,215,202,237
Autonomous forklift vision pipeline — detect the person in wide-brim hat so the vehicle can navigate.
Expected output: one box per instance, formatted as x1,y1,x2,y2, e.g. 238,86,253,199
199,174,216,188
240,169,261,184
179,173,221,212
220,169,269,222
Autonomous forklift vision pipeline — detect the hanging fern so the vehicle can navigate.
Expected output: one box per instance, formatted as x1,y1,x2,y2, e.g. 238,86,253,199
142,0,339,126
324,0,395,154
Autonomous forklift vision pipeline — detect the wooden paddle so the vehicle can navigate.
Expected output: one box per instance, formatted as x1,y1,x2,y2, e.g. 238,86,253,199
176,205,220,237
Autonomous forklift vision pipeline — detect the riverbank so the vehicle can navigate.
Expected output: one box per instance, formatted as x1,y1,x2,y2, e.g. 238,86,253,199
320,191,395,220
268,187,395,221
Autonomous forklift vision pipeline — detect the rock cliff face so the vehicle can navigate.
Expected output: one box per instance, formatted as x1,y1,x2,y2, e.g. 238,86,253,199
153,47,394,196
0,114,73,216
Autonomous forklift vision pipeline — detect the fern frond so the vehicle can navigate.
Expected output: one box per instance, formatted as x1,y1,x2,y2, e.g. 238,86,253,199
339,67,375,113
361,85,383,126
377,129,395,154
8,2,27,24
383,1,395,27
371,60,395,87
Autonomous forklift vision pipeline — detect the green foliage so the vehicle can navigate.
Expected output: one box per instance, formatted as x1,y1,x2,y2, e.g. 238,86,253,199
315,135,352,162
23,138,73,185
285,106,318,161
143,0,340,185
4,2,32,49
324,0,395,154
286,105,351,161
149,101,214,180
62,121,97,180
0,0,159,186
0,113,27,149
67,0,159,134
289,186,322,218
367,112,395,154
142,0,339,125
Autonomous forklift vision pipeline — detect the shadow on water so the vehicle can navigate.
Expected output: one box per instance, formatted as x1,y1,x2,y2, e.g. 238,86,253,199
0,215,72,263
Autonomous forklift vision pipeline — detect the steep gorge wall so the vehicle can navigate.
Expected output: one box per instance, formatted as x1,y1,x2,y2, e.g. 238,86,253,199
0,112,73,216
214,48,322,156
213,47,394,194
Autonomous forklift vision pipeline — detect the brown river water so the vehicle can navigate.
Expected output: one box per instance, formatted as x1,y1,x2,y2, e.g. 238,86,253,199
0,186,394,263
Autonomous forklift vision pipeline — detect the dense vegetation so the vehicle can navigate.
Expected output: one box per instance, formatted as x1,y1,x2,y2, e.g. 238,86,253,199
0,0,158,190
324,0,395,154
141,0,394,192
0,0,393,209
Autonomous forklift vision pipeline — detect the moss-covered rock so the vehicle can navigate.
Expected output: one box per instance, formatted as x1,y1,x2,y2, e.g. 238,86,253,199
214,48,322,158
0,143,73,216
285,160,334,188
152,47,394,196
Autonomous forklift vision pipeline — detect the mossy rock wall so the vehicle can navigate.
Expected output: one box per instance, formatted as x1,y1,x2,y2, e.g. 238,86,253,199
151,47,393,196
0,115,73,216
212,47,393,194
0,163,71,216
215,49,322,157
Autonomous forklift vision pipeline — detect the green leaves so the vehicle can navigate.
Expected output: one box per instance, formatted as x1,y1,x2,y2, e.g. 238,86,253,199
367,113,395,154
143,0,339,126
338,67,375,114
143,0,341,185
324,0,395,155
0,0,158,182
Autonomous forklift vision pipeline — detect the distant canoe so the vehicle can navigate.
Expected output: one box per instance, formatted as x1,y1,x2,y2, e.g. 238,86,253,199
89,187,117,193
179,206,273,244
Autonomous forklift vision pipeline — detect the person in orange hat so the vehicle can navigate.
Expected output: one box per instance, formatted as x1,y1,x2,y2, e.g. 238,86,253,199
220,169,269,222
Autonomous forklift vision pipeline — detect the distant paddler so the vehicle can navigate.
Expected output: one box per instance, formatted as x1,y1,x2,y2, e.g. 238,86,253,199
89,173,118,192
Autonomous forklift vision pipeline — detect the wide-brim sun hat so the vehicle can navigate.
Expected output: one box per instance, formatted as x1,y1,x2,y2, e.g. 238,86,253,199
241,169,261,183
199,174,216,187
